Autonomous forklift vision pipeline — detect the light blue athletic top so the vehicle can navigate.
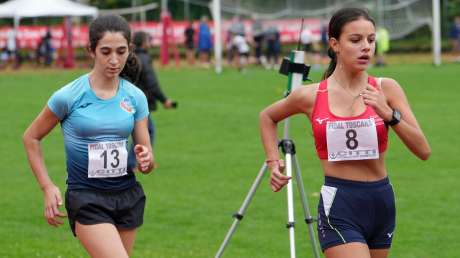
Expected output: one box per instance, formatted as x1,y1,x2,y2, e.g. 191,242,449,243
47,74,149,190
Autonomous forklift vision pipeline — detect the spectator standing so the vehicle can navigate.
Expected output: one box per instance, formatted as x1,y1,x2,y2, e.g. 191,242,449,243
184,22,196,66
37,30,54,67
375,26,390,67
127,31,175,171
6,29,21,69
232,33,250,72
251,16,264,65
449,16,460,62
198,16,212,68
265,25,281,70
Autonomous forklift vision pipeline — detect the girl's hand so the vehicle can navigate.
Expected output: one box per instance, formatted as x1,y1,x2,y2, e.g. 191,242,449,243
362,84,393,121
134,144,155,173
268,159,291,192
43,184,66,227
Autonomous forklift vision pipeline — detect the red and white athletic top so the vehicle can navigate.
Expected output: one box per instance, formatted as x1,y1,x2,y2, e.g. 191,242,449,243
311,76,388,161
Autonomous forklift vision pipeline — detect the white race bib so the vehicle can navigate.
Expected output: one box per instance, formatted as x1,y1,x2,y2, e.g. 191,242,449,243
87,140,128,178
326,118,379,161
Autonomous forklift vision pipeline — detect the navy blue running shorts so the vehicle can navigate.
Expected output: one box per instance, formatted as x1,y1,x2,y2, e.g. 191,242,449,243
65,182,146,236
317,176,396,251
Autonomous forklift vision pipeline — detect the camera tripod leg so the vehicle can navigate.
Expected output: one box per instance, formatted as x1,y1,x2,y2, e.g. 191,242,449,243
215,162,268,258
284,152,297,258
216,139,321,258
280,139,298,258
292,154,321,258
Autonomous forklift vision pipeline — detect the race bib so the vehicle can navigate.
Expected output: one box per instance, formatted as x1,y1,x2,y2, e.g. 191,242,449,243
87,140,128,178
326,118,379,161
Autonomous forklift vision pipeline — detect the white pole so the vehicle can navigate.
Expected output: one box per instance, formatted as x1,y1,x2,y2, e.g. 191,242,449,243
212,0,223,74
184,0,190,21
291,51,304,91
285,153,296,258
377,0,384,28
13,16,20,47
141,10,146,25
131,0,137,21
162,0,168,12
14,16,20,31
432,0,441,66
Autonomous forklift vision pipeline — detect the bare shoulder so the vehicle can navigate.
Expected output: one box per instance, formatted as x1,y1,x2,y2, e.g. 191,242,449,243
288,82,319,113
381,77,405,94
380,77,410,106
380,77,403,92
290,82,319,102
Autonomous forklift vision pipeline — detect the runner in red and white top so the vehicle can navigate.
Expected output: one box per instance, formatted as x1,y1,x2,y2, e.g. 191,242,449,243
259,7,431,258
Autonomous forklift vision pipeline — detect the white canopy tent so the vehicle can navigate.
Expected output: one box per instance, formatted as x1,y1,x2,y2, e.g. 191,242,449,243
0,0,98,27
0,0,98,68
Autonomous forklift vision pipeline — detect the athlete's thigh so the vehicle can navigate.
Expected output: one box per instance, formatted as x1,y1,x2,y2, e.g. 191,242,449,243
370,248,389,258
76,222,128,258
118,228,137,255
324,242,371,258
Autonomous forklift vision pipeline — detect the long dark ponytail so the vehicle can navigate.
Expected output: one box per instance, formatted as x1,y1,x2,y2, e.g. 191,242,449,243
88,14,141,83
121,52,141,84
322,8,375,79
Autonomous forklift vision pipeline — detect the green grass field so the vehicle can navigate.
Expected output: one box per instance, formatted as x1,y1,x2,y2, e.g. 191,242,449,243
0,63,459,258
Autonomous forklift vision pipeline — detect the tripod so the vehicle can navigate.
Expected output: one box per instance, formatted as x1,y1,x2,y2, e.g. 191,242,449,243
215,51,321,258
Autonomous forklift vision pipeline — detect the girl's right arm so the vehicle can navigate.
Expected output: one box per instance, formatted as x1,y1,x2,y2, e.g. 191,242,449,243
259,84,317,192
23,106,66,227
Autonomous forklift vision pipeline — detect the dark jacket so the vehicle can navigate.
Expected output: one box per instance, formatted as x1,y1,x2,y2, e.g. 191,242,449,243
135,48,167,111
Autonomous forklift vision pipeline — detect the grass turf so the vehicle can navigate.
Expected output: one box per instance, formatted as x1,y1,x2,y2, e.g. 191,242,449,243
0,63,458,257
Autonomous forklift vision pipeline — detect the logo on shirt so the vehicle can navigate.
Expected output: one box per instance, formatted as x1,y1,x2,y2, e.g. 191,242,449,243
120,97,135,114
316,117,329,124
78,103,92,109
370,115,384,126
328,149,378,160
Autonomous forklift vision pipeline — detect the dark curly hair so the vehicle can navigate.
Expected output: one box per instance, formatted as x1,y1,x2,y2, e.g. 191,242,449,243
88,14,140,83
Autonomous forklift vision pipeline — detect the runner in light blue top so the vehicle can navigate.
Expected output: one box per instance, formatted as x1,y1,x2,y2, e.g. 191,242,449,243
48,73,149,190
23,15,156,257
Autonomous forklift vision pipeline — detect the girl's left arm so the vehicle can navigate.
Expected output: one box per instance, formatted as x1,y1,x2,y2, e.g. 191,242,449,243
363,78,431,160
132,117,155,173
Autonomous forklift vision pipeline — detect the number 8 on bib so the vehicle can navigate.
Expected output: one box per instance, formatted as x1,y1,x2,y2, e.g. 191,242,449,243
326,118,379,161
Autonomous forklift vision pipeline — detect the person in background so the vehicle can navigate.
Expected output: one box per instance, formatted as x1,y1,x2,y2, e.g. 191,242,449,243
320,19,329,62
226,30,236,66
184,21,196,66
449,16,460,62
6,29,21,69
232,32,250,72
226,16,245,66
36,30,54,67
197,15,212,68
0,47,9,69
264,25,281,70
128,31,175,171
23,15,155,258
301,27,321,69
251,15,265,66
375,26,390,67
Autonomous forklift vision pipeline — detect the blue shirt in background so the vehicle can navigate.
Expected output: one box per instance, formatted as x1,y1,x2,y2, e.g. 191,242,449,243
198,22,212,51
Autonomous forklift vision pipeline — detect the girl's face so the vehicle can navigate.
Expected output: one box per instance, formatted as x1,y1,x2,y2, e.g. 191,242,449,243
91,31,129,79
330,18,376,72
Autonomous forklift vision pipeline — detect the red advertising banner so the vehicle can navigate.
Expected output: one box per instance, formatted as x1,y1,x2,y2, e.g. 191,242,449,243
0,18,321,50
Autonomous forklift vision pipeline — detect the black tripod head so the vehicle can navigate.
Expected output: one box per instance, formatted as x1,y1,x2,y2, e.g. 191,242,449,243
279,58,311,82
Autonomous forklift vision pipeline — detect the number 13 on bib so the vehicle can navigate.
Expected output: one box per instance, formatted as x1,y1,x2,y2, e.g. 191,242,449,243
87,140,128,178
